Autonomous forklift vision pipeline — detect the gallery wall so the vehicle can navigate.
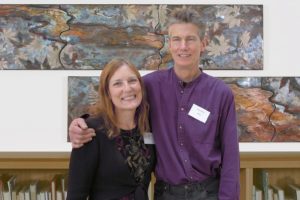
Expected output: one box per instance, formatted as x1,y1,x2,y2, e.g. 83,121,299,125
0,0,299,151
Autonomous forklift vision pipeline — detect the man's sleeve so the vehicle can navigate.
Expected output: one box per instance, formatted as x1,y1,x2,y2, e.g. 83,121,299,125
218,89,240,200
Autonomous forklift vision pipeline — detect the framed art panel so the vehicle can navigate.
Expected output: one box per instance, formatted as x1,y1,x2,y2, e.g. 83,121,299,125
68,76,300,142
0,4,263,70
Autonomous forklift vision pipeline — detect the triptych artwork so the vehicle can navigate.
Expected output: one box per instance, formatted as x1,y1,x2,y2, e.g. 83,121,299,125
2,4,298,142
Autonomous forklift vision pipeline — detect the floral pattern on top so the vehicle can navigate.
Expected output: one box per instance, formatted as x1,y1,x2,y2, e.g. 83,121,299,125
115,127,151,183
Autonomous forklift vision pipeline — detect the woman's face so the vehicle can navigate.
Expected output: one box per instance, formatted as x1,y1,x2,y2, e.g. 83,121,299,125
108,64,142,113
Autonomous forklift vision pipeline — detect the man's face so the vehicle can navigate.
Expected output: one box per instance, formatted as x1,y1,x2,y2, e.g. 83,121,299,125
168,23,202,70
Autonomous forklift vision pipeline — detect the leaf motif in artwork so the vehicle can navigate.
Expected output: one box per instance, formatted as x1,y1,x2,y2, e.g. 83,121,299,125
213,22,219,33
158,5,168,28
146,5,159,30
240,31,251,48
217,5,242,28
206,35,231,57
124,5,139,22
87,83,98,105
2,28,19,43
0,58,8,70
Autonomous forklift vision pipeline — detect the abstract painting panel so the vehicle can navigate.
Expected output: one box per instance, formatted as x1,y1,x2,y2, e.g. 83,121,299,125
1,5,263,70
223,77,300,142
68,76,300,142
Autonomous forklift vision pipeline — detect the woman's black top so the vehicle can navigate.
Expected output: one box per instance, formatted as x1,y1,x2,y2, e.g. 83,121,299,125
67,117,156,200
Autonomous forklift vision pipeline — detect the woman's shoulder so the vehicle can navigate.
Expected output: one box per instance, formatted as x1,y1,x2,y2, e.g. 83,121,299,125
85,116,104,129
85,116,109,139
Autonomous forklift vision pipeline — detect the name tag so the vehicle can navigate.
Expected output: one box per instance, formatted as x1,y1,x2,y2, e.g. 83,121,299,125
188,104,210,123
143,132,155,144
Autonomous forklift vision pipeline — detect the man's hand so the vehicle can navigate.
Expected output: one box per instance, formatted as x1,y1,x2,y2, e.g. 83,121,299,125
69,118,96,148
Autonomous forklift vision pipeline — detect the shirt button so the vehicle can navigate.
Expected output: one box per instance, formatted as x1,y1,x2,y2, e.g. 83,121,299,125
190,176,193,180
180,107,184,111
180,90,184,94
180,143,184,146
184,159,187,162
179,125,182,129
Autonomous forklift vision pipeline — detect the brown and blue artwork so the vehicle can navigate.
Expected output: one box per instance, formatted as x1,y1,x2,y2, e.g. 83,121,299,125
0,4,263,70
68,76,300,142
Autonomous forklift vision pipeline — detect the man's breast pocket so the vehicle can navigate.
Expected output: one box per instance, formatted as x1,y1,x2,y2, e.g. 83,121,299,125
188,112,219,144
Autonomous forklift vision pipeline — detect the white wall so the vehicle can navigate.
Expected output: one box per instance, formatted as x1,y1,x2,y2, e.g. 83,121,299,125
0,0,299,152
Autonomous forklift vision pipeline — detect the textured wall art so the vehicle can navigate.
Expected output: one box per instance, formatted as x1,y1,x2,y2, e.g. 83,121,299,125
0,5,263,70
68,76,300,142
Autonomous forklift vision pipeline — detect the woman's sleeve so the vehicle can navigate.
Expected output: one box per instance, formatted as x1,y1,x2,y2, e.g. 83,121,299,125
67,135,99,200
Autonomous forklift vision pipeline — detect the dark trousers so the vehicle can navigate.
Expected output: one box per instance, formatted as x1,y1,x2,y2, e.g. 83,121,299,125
154,177,219,200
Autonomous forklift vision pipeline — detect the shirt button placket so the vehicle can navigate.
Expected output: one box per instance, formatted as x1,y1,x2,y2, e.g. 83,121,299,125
178,124,186,156
178,87,190,178
178,108,185,148
178,124,189,169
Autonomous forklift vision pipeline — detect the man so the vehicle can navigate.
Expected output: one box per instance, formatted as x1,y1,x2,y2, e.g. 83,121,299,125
69,7,240,200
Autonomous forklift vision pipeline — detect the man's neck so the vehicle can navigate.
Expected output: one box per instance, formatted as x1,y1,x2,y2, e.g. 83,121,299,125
174,66,201,83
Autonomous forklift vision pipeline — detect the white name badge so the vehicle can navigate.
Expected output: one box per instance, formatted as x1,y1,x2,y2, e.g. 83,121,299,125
143,132,155,144
188,104,210,123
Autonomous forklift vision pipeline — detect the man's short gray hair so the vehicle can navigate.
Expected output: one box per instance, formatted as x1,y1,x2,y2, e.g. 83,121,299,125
168,7,206,39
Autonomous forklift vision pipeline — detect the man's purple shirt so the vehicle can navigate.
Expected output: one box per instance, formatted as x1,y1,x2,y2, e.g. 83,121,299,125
143,68,240,199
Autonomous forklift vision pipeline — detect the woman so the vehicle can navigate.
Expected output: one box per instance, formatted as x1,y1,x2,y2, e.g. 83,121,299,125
67,58,156,200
